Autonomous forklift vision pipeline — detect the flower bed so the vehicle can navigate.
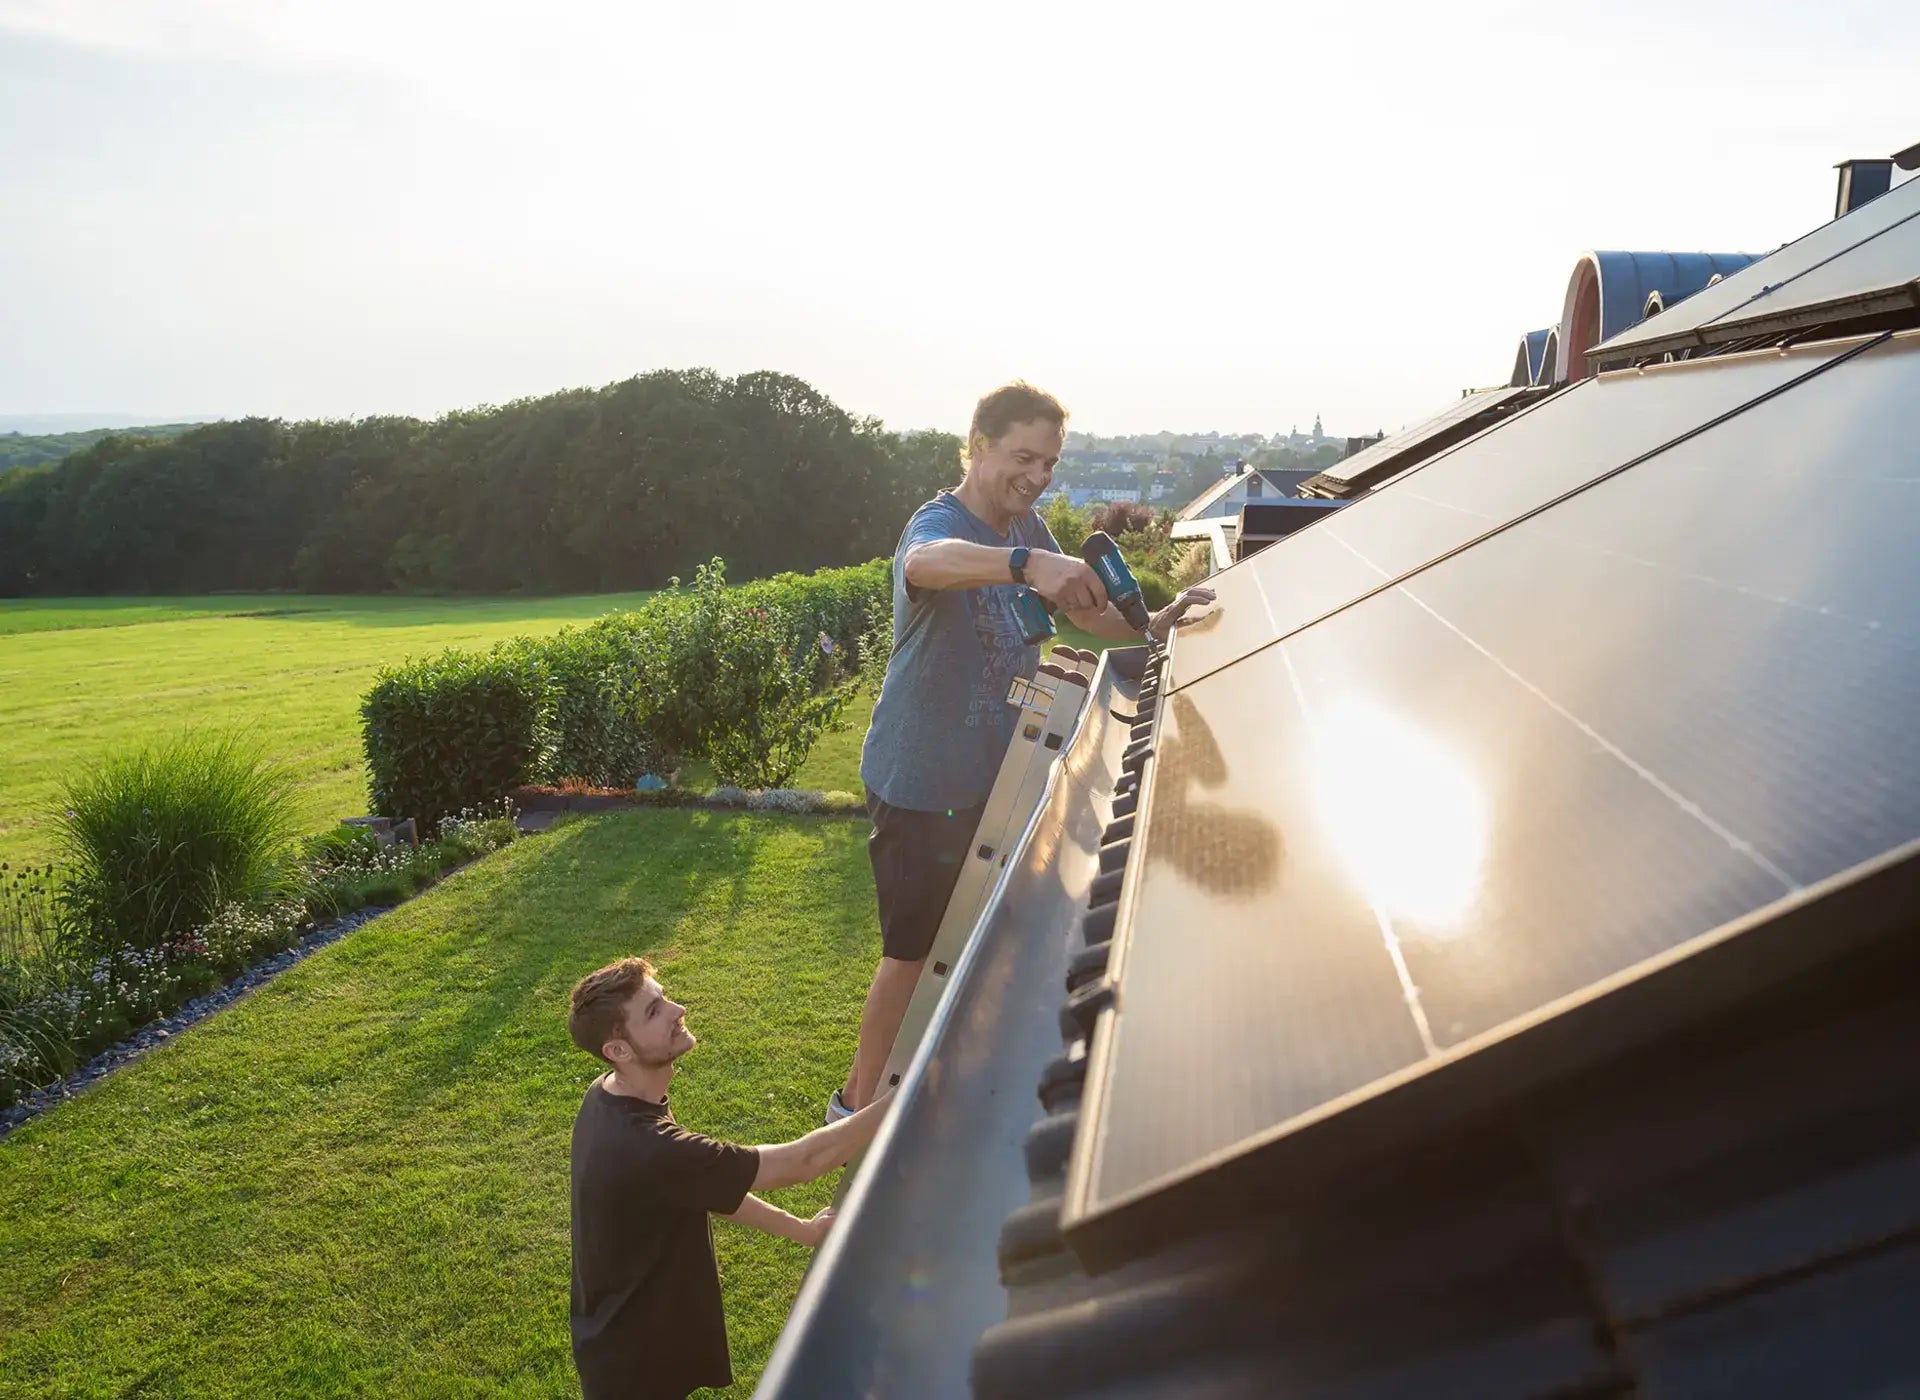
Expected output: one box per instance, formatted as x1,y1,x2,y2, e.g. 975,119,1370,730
510,783,867,817
0,805,519,1115
0,906,382,1139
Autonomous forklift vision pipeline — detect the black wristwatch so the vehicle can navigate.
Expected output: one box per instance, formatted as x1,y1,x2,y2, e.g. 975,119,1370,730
1008,546,1030,585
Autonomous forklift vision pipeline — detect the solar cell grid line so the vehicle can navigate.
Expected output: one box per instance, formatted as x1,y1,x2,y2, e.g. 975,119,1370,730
1064,331,1920,1268
1593,172,1920,362
1165,334,1879,695
1276,642,1441,1060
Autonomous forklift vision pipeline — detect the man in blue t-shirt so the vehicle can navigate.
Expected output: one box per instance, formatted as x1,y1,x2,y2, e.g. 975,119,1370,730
832,382,1214,1117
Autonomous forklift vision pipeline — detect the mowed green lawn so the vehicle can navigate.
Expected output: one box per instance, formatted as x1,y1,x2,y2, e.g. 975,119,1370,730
0,593,1096,870
0,808,879,1398
0,595,662,869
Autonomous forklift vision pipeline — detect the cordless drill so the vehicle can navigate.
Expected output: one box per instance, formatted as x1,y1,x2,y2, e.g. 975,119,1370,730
1013,531,1154,645
1079,530,1153,633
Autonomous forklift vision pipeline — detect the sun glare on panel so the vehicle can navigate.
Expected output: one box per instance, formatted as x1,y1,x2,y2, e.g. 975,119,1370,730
1309,698,1487,934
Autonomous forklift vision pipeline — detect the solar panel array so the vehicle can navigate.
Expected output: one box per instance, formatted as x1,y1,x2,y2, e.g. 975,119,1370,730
1066,330,1920,1260
1165,338,1858,694
1593,174,1920,362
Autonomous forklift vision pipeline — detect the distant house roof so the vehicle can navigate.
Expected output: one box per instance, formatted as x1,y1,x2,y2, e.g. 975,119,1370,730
1175,469,1310,520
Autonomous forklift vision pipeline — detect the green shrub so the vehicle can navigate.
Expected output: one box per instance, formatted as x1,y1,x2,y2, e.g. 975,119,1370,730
55,733,298,954
357,559,890,814
857,596,892,698
1111,513,1187,573
361,646,552,828
1043,496,1092,557
1170,537,1210,589
750,558,892,665
538,625,658,787
637,560,853,789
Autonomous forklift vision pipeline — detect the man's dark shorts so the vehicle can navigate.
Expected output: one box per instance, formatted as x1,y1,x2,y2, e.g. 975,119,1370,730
866,788,986,962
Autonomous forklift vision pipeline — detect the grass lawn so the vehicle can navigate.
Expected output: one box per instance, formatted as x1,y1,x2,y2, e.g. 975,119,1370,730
0,807,878,1398
0,595,656,869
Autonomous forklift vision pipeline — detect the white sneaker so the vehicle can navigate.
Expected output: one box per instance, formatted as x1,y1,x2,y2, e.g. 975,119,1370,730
825,1088,855,1124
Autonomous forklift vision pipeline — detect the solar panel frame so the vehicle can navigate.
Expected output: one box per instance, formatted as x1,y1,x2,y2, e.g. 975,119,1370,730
1062,329,1920,1271
1591,174,1920,363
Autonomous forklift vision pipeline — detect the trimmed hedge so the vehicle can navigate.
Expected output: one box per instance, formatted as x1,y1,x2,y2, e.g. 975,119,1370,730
362,647,553,829
360,559,890,827
536,626,656,791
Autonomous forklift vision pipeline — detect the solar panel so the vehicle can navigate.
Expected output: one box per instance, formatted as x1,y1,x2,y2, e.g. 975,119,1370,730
1300,385,1536,498
1065,331,1920,1265
1166,337,1864,695
1593,175,1920,363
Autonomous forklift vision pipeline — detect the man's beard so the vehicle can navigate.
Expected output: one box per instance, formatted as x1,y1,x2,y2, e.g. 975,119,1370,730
622,1036,684,1070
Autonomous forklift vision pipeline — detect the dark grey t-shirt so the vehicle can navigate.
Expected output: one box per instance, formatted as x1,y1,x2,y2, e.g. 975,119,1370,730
859,491,1062,812
569,1084,759,1400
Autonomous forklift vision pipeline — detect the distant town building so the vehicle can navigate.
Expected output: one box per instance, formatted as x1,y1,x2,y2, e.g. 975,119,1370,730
1279,413,1335,451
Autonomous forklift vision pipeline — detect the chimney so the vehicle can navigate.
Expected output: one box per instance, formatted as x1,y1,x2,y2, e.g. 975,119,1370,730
1834,158,1894,218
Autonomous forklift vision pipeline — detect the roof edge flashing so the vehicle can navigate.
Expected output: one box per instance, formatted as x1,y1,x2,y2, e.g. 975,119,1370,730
1588,281,1920,368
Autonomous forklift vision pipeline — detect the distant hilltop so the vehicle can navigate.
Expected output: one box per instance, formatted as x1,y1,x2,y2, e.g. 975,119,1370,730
0,419,211,473
0,413,213,435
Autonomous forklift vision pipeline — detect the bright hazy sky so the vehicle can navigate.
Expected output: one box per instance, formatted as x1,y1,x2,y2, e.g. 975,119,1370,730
2,1,1915,437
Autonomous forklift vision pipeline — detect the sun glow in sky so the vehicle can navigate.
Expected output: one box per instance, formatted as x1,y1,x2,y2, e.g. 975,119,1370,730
2,0,1914,436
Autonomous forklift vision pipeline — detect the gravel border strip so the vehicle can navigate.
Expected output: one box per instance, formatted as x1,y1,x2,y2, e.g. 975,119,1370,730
0,905,389,1142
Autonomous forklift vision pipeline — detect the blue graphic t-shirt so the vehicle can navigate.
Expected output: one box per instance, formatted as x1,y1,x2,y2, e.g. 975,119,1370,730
859,492,1063,812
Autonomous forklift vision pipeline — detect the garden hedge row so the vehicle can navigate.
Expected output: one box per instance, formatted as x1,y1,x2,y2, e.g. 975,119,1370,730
361,559,890,826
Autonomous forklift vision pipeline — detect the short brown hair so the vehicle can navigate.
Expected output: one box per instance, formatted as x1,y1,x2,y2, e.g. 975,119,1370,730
967,381,1068,461
568,956,654,1062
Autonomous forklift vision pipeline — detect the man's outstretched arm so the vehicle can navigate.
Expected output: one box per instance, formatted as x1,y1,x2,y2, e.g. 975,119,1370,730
748,1092,892,1191
720,1194,835,1247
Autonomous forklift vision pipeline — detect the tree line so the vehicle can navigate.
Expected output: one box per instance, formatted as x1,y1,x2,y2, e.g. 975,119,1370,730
0,370,961,596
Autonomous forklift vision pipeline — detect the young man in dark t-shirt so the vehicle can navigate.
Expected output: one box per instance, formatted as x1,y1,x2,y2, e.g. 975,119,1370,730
567,956,891,1400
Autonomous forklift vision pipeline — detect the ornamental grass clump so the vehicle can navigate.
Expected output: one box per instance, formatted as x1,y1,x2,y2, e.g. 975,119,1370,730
1,863,75,1103
55,732,299,955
